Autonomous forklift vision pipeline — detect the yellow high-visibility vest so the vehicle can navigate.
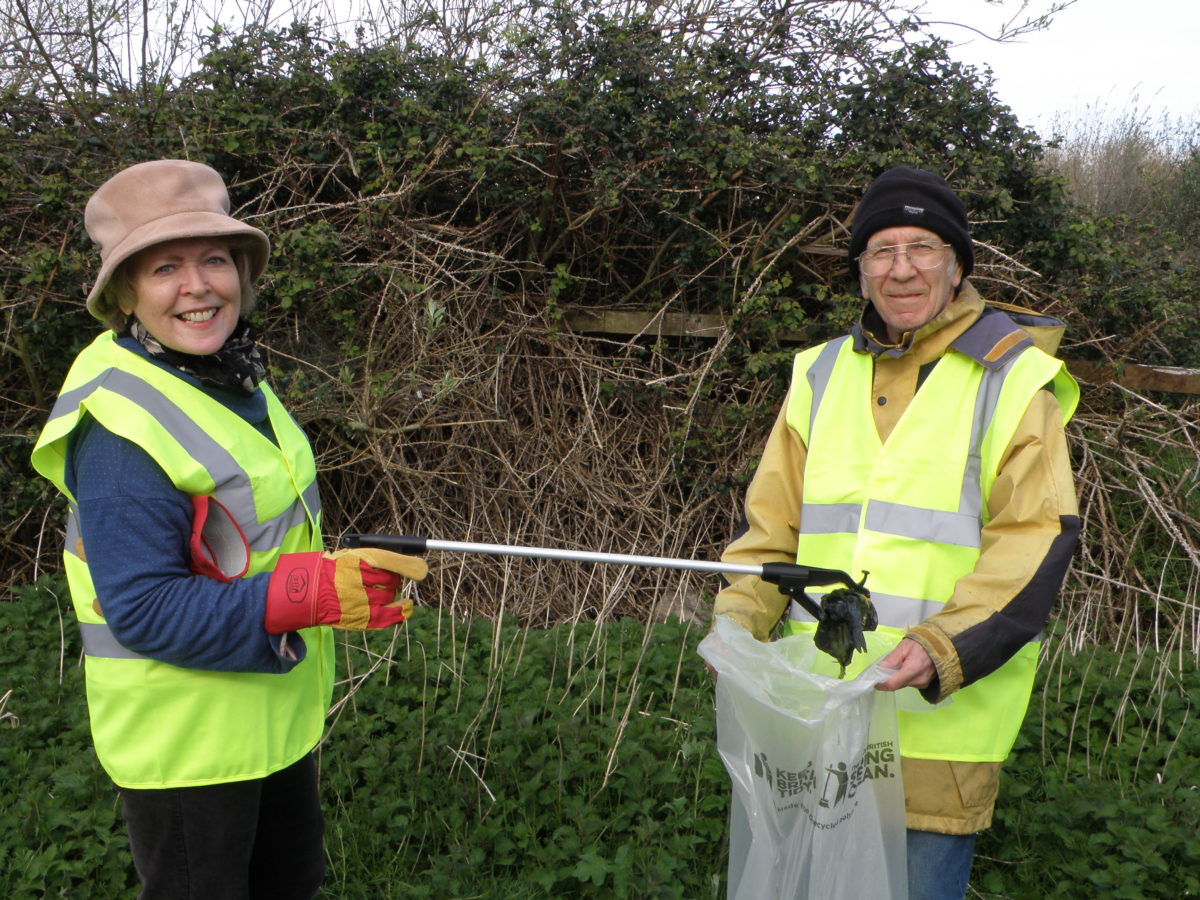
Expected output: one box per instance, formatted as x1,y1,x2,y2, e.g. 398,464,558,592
32,331,334,788
783,325,1077,762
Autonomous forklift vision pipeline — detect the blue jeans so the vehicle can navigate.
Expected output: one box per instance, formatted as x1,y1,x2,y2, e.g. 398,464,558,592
119,753,325,900
907,829,976,900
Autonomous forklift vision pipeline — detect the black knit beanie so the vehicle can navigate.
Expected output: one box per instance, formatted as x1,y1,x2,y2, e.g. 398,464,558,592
847,166,973,280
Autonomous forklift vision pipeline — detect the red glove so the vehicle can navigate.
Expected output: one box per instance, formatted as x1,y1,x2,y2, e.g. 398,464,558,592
265,548,427,633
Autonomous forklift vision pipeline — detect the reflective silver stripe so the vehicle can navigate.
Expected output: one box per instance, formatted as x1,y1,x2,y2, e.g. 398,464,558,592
79,622,148,660
789,595,1043,636
869,592,944,627
301,479,321,519
799,502,860,535
864,500,982,549
788,592,942,629
960,359,1015,521
786,598,812,621
49,373,109,423
65,507,82,552
67,369,310,552
70,508,149,660
805,337,849,438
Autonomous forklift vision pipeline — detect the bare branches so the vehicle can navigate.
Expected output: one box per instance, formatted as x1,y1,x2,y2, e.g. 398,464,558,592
912,0,1079,45
3,0,1192,657
1062,392,1200,657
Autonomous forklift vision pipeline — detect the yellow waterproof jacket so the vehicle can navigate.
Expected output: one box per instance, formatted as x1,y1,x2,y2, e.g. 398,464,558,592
31,331,334,788
713,285,1080,832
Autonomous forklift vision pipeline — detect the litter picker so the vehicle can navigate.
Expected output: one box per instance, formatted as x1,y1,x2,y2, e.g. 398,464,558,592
340,533,876,672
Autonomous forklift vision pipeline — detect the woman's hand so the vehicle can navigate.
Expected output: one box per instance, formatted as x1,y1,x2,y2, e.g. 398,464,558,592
265,548,427,633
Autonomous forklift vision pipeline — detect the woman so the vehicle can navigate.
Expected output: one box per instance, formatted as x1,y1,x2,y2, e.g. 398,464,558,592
31,159,426,898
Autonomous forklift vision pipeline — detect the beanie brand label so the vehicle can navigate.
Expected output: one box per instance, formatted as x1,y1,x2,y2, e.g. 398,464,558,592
903,205,924,216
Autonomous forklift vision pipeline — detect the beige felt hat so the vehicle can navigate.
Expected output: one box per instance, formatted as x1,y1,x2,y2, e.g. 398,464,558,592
83,159,270,322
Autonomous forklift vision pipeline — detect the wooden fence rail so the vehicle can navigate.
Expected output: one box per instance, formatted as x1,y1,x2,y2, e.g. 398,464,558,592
564,309,1200,395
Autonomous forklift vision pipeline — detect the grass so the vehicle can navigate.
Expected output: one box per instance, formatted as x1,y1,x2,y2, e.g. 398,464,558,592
1042,97,1200,241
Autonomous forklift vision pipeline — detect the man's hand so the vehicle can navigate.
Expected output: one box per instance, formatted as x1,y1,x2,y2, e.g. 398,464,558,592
875,638,935,692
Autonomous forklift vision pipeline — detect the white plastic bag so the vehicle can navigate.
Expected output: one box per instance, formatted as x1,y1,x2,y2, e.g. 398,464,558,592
698,616,908,900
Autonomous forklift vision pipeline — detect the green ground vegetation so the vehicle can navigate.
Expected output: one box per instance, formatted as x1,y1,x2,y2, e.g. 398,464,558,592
4,575,1200,898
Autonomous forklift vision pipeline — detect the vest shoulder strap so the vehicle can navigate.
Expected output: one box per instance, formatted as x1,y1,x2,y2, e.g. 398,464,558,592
951,305,1036,369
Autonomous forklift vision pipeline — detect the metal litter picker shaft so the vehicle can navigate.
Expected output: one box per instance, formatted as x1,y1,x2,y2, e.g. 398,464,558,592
340,533,876,671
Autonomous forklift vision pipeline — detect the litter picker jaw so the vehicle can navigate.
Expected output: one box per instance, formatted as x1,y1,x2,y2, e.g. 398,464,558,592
758,561,869,621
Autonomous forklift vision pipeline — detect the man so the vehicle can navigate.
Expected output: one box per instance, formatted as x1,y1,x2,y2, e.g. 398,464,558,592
712,166,1079,899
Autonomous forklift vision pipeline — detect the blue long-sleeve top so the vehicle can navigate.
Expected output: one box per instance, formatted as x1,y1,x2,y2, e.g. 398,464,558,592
64,336,306,674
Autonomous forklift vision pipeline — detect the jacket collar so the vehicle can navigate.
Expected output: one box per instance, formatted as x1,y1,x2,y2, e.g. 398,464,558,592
852,282,1052,371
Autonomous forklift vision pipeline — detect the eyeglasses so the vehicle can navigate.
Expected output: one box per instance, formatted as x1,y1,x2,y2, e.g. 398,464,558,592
857,241,951,276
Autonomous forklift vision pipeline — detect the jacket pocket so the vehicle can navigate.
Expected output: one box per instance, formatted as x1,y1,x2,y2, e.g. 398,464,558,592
949,760,1002,809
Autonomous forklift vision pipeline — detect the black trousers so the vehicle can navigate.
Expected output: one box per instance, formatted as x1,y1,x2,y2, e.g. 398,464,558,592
119,753,325,900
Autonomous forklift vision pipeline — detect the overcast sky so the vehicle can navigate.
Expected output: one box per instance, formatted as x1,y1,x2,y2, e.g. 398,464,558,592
918,0,1200,138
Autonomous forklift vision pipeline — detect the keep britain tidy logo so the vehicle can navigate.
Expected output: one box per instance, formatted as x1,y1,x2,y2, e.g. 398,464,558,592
752,739,898,826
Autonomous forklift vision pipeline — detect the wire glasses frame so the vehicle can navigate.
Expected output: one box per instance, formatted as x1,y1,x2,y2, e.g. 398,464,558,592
857,241,952,277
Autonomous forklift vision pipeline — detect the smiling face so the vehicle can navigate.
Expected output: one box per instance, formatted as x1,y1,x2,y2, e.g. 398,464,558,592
860,225,963,343
121,237,243,356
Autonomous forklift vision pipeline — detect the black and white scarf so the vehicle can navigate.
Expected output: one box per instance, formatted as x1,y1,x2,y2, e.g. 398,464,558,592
128,317,266,395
